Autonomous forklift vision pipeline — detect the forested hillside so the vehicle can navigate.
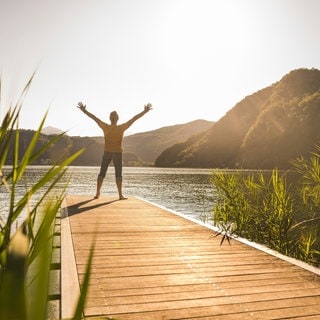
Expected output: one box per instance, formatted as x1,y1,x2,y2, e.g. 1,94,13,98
155,68,320,169
123,119,214,162
2,120,213,166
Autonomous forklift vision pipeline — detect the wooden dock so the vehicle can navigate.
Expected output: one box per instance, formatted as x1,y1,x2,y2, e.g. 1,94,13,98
61,195,320,320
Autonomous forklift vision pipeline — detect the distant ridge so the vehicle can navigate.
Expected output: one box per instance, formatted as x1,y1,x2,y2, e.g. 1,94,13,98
89,119,214,163
41,126,65,135
4,119,213,166
123,119,214,162
155,68,320,169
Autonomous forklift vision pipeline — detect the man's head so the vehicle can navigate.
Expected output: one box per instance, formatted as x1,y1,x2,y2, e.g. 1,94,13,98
109,111,119,124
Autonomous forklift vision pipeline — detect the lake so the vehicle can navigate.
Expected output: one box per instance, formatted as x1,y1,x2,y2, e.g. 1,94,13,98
1,166,217,224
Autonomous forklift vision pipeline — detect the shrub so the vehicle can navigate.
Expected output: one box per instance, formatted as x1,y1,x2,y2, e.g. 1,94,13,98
211,148,320,266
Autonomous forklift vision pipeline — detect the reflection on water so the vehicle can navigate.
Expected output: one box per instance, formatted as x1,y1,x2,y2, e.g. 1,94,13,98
65,166,216,221
1,166,217,223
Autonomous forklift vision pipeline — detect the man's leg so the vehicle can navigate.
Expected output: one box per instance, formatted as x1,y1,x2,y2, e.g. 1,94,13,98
95,152,111,199
95,176,104,199
113,153,127,200
116,178,127,200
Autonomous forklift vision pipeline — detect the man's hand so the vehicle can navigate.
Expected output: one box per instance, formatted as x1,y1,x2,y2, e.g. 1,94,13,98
144,103,152,112
77,102,86,112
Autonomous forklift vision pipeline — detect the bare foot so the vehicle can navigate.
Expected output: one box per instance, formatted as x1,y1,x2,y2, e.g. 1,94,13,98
119,195,128,200
94,194,100,199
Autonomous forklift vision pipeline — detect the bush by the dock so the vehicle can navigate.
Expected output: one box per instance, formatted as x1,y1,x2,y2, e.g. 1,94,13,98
211,149,320,267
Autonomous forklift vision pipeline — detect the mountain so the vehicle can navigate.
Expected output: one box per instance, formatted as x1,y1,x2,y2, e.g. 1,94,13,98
41,126,65,135
88,119,214,163
2,120,214,166
155,68,320,169
123,119,214,162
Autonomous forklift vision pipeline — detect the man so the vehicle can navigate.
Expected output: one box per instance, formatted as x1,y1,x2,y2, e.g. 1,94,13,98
77,101,152,199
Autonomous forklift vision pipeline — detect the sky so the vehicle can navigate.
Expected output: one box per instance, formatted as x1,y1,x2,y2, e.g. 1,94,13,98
0,0,319,137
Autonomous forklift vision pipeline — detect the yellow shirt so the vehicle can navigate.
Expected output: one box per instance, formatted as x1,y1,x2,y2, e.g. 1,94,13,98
98,122,130,152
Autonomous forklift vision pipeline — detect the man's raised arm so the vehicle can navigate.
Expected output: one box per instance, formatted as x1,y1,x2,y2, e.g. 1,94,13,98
77,101,103,125
126,103,152,127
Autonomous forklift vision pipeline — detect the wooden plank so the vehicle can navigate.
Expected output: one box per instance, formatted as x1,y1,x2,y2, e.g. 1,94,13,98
62,195,320,320
60,199,81,319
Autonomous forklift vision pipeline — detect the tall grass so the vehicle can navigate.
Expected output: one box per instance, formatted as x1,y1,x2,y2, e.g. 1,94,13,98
0,77,93,319
211,149,320,267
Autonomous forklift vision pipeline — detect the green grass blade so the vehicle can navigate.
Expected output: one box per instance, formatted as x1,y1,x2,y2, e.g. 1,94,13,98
10,150,83,224
0,108,20,169
26,201,59,320
0,226,29,319
14,73,35,111
14,112,48,183
1,74,91,320
72,243,95,320
28,196,64,267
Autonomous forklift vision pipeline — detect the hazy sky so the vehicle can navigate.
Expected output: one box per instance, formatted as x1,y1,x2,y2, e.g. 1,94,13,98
0,0,319,136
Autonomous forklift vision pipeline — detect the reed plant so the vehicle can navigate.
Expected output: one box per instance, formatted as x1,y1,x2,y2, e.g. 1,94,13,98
0,77,93,319
211,150,320,267
196,188,213,223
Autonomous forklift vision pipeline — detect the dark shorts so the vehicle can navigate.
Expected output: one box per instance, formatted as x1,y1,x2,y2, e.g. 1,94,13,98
98,152,122,182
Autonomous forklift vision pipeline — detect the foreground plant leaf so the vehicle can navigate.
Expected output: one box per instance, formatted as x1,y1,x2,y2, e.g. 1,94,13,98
0,226,29,319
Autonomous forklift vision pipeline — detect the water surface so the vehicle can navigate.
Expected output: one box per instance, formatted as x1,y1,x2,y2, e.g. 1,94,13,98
1,166,216,223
